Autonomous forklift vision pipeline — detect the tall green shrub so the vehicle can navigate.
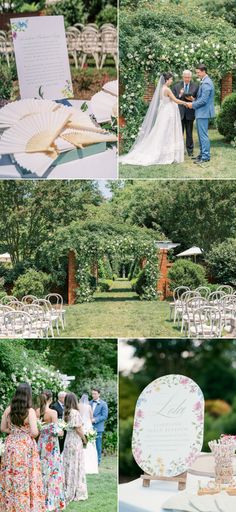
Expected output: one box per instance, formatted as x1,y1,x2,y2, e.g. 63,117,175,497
206,238,236,285
218,93,236,143
168,259,207,290
12,268,51,299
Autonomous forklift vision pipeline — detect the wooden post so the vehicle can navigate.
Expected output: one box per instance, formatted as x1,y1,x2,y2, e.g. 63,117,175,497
221,72,233,103
68,250,77,305
141,472,187,490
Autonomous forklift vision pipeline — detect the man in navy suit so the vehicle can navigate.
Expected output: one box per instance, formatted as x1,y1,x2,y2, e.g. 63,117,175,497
90,387,108,465
187,63,215,164
50,390,67,453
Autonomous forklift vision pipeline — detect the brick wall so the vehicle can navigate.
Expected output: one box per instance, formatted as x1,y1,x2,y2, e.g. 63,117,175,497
68,250,77,305
144,73,233,105
221,73,233,102
143,83,155,103
157,249,173,301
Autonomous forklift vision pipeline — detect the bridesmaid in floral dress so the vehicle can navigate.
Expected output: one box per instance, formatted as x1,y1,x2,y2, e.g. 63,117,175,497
36,390,65,512
0,383,46,512
63,392,88,505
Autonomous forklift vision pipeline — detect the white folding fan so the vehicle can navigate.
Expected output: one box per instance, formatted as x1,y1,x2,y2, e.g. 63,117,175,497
61,128,117,149
102,80,118,96
14,136,75,176
0,99,58,128
0,110,72,155
58,105,106,133
90,90,118,123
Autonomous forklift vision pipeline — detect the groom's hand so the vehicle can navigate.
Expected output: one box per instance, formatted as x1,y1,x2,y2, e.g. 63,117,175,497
187,103,193,109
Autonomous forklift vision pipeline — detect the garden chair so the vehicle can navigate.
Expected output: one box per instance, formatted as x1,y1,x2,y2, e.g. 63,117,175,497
0,34,13,67
0,305,14,336
100,24,116,30
100,27,118,69
22,304,50,337
74,23,84,31
189,306,223,338
33,298,59,337
86,23,99,30
220,295,236,328
3,311,34,338
181,296,208,336
45,293,66,329
177,290,201,329
208,291,226,305
169,286,190,322
22,295,38,304
217,285,234,295
195,286,211,298
81,26,101,69
0,295,18,305
7,300,24,310
66,31,80,69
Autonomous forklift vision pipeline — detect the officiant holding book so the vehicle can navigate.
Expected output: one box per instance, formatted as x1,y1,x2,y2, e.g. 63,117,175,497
173,70,199,157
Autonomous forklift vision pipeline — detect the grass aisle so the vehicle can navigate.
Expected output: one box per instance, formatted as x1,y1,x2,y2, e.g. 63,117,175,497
119,129,236,179
66,455,117,512
62,279,181,338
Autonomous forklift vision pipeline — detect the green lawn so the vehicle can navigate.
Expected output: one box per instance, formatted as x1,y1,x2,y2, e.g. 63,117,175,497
119,128,236,179
62,279,182,338
66,455,117,512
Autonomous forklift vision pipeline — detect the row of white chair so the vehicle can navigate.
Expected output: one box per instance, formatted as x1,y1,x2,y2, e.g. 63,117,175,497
0,293,66,338
169,286,236,338
0,25,117,69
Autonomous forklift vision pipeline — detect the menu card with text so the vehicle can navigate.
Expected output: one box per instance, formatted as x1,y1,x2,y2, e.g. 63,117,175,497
11,16,73,100
132,374,204,477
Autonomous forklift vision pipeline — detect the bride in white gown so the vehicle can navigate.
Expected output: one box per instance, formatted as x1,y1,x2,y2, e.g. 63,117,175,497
79,394,98,475
120,72,188,166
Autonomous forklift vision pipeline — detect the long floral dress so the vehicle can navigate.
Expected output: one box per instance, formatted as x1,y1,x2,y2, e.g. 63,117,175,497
63,409,88,505
38,423,65,512
0,425,46,512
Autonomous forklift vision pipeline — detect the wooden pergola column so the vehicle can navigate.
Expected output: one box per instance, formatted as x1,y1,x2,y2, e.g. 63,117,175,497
68,250,77,305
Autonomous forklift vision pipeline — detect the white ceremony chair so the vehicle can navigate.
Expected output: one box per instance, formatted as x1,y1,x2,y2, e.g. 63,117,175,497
45,293,66,329
169,286,190,323
189,306,223,338
81,26,101,69
100,27,118,69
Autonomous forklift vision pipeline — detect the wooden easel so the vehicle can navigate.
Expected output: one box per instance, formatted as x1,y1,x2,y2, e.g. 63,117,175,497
141,472,187,490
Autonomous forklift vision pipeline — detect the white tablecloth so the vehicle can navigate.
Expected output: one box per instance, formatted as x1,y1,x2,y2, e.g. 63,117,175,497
119,474,213,512
0,100,117,180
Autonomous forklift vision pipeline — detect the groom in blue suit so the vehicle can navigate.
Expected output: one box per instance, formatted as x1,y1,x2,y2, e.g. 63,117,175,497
187,64,215,164
90,387,108,465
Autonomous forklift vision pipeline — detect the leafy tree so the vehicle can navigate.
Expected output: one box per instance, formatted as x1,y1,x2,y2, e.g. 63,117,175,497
206,238,236,285
0,181,103,264
110,181,236,252
199,0,236,27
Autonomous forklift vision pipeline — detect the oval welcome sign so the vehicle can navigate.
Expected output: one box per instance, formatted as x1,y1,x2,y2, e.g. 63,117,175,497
132,374,204,477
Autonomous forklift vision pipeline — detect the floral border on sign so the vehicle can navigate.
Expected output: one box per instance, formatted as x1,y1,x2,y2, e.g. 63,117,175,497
61,80,74,99
132,374,204,477
11,20,29,39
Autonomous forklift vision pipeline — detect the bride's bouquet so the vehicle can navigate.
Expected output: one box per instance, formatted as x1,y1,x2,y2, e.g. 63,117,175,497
0,439,5,457
37,419,46,432
58,419,69,431
85,428,97,444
